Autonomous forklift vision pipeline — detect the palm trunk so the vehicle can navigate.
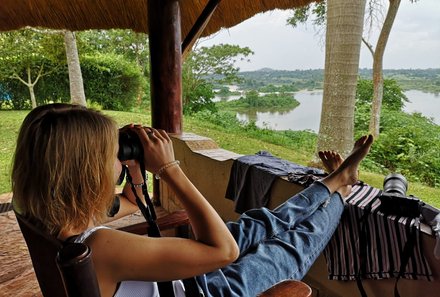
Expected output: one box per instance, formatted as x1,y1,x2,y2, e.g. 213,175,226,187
317,0,367,157
64,31,86,106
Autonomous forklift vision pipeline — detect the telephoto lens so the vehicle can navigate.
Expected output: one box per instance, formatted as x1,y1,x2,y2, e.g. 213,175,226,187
383,173,408,196
118,130,143,161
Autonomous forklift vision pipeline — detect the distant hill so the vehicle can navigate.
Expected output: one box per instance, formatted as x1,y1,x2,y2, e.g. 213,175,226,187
233,68,440,93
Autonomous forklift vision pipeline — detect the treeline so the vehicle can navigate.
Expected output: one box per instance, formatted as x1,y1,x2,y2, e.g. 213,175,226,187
234,68,440,93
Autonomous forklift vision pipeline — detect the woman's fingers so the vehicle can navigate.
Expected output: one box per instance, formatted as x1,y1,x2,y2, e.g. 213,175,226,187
129,125,175,173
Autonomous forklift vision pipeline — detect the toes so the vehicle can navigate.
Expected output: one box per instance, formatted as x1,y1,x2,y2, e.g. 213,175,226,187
354,135,367,148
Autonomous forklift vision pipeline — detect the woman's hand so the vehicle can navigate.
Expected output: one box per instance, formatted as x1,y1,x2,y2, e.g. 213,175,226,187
132,126,175,175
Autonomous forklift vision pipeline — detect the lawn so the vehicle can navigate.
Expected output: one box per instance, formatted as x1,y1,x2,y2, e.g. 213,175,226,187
1,109,439,208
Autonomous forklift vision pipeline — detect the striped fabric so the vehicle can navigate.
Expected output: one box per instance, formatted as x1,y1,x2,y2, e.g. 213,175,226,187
0,202,12,213
323,183,432,281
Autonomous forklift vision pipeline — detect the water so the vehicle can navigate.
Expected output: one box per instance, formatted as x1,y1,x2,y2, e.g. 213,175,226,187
220,89,440,132
403,90,440,124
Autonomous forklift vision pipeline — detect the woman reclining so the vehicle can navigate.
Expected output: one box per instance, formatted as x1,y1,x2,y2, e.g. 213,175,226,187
12,103,373,297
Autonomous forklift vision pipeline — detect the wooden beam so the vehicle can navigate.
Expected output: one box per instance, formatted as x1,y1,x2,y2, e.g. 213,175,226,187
181,0,221,61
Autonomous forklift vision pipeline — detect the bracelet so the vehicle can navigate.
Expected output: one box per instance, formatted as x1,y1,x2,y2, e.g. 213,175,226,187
155,160,180,180
128,180,145,188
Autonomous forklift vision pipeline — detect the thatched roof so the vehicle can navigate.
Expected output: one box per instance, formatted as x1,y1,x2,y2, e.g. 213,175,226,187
0,0,316,37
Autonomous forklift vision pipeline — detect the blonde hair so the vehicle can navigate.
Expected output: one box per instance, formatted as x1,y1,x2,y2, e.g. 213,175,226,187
12,103,118,235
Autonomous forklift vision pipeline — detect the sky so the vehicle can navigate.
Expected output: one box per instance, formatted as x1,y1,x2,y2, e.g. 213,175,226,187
200,0,440,71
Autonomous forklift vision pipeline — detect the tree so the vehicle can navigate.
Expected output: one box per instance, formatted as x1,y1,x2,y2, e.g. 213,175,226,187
287,0,405,139
364,0,402,137
182,43,253,114
317,0,367,157
0,29,64,108
64,30,86,106
356,78,408,111
78,29,150,75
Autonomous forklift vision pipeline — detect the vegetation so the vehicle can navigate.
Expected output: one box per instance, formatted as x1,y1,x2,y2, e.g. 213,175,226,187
286,0,405,138
1,108,439,208
81,54,144,110
0,29,438,207
217,90,299,110
354,78,440,187
183,44,253,114
230,68,440,94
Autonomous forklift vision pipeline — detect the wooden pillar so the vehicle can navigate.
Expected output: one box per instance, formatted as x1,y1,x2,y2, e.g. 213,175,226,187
148,0,182,202
148,0,182,133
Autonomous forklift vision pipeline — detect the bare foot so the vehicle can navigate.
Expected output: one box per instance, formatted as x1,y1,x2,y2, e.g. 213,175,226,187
318,150,343,173
321,135,374,195
318,150,350,196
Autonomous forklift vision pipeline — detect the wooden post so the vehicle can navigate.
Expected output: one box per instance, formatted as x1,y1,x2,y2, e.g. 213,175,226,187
148,0,182,133
148,0,182,202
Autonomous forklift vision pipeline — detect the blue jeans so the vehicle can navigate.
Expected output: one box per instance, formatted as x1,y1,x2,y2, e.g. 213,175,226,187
196,181,344,297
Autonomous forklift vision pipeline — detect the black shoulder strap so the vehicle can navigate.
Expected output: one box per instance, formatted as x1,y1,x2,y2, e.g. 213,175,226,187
126,167,201,297
393,218,419,297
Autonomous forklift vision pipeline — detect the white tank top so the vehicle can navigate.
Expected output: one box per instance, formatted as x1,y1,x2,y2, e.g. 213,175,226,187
74,226,186,297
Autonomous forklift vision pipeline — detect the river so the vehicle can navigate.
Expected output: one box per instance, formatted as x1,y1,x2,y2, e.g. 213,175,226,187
220,90,440,132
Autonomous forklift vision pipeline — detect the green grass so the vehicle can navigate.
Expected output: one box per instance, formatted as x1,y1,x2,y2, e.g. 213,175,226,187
0,110,28,194
1,109,439,208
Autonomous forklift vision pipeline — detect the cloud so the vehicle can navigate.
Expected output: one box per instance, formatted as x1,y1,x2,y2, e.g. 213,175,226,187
201,0,440,70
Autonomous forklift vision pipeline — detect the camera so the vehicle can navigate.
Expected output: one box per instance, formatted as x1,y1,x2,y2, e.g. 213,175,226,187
378,173,424,218
118,129,143,162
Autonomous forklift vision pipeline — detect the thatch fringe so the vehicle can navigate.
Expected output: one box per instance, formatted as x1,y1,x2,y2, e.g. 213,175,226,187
0,0,316,37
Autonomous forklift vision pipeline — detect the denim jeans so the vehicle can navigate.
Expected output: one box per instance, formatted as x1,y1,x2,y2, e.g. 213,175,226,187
196,181,344,297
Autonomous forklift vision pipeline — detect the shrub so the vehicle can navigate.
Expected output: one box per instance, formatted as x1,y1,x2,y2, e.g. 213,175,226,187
81,53,143,110
356,108,440,187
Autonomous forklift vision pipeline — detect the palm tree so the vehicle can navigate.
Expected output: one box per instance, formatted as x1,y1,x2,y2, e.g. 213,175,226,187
64,30,87,106
317,0,367,157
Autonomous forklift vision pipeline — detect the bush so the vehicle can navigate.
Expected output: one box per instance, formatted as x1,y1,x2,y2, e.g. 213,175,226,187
81,53,143,110
355,107,440,187
183,82,217,115
220,90,299,109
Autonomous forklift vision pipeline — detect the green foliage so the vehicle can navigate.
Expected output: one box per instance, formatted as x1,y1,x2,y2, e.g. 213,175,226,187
78,29,150,76
183,82,217,114
286,2,326,28
0,29,64,76
187,44,253,83
182,44,253,114
218,90,299,109
257,83,299,93
235,68,440,94
356,78,408,111
80,54,143,110
368,111,440,187
355,78,440,187
0,29,66,106
237,69,324,91
192,109,317,155
0,57,68,109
